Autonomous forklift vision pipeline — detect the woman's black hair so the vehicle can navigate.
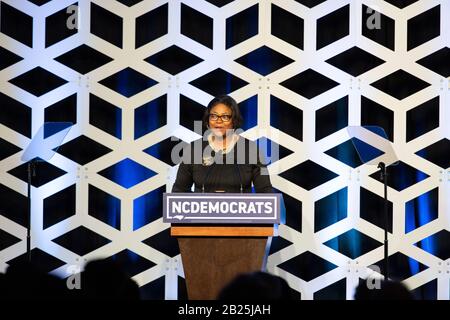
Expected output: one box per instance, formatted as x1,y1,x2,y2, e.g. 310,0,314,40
202,95,243,130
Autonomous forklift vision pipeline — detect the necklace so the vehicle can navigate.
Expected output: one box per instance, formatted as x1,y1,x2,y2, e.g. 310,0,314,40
208,133,239,153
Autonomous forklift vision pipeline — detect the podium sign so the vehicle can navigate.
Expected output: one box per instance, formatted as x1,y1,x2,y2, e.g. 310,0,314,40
163,193,280,224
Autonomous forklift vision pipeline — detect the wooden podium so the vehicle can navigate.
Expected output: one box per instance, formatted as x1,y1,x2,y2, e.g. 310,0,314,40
171,225,274,300
164,193,281,300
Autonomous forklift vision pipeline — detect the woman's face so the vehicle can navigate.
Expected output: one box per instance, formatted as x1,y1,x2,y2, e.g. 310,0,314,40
208,103,233,138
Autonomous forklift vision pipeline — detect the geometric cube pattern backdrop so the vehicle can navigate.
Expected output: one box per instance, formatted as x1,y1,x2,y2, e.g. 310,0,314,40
0,0,449,299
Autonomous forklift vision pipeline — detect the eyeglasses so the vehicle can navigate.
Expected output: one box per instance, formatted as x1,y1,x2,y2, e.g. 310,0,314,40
209,113,232,122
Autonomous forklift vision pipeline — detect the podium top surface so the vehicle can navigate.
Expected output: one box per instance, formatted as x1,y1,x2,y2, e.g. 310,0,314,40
170,225,274,237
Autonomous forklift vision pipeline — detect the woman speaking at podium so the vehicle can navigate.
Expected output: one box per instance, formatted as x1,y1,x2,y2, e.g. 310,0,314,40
172,95,273,193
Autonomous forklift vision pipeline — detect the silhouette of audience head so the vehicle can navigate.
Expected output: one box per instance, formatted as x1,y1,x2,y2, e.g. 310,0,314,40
0,258,141,300
80,258,140,300
354,279,414,300
217,271,294,300
0,261,67,300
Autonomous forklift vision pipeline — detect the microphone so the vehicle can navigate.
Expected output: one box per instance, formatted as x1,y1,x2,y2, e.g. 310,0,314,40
202,150,215,193
201,164,214,193
234,163,243,193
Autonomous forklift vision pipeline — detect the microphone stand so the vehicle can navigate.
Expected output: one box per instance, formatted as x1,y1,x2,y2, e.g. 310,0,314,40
377,162,389,281
26,160,36,262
